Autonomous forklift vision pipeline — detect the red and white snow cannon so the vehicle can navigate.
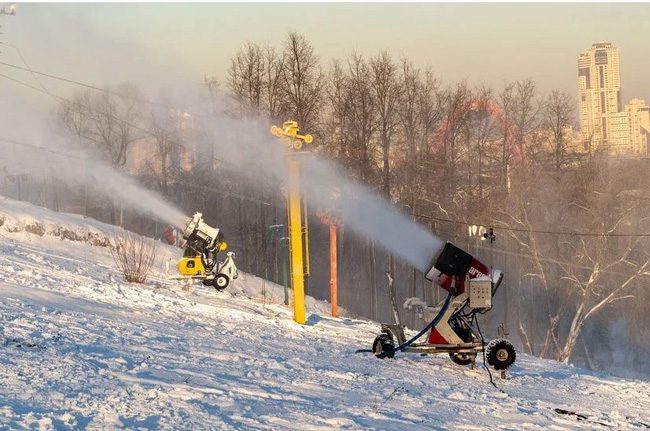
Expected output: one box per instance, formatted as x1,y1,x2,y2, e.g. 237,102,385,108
372,242,516,371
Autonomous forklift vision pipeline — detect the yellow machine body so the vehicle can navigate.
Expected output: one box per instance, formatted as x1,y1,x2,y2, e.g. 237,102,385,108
177,256,206,276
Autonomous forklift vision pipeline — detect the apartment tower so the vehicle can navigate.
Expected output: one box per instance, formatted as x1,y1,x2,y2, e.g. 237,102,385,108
578,42,624,153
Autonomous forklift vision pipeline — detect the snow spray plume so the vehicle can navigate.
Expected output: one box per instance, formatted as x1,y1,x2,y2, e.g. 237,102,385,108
298,155,443,272
87,163,188,228
0,140,188,228
205,96,443,270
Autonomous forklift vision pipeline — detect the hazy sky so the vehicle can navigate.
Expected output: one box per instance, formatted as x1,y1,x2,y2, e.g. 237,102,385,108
1,2,650,141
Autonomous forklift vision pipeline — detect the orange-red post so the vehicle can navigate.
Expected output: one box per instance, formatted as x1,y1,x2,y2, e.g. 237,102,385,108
330,222,338,317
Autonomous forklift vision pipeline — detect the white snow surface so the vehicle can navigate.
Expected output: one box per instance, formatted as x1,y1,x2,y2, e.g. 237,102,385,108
1,196,650,430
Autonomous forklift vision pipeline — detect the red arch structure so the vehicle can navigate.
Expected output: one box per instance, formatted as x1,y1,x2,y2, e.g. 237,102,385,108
434,100,527,167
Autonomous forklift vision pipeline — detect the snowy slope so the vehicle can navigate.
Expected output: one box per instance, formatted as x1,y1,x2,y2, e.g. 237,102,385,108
1,197,650,431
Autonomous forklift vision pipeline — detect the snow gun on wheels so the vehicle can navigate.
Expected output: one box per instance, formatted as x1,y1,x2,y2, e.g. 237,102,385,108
168,212,239,291
371,242,515,372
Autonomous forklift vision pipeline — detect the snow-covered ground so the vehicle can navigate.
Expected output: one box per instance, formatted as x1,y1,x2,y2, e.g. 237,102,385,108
1,196,650,430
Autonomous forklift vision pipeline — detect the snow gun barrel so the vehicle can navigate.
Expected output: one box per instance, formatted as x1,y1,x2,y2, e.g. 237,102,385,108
424,242,502,297
425,242,474,280
182,212,225,255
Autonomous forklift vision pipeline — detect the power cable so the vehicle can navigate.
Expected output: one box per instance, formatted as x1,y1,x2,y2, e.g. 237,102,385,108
0,52,232,168
0,42,52,97
473,314,506,394
0,135,87,162
0,69,169,145
0,59,211,118
167,175,280,208
412,212,650,238
0,134,283,211
0,69,228,168
0,66,284,210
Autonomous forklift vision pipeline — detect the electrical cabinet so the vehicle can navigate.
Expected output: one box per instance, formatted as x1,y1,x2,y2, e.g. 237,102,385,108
469,278,492,309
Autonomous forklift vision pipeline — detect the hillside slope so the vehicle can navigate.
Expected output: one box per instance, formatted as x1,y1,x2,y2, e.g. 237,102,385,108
1,197,649,430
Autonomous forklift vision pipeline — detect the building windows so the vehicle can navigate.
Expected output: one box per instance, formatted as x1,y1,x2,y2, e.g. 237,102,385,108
579,67,591,89
599,66,605,88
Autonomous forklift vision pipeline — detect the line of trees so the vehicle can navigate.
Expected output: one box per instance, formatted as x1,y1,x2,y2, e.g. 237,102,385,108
44,31,650,378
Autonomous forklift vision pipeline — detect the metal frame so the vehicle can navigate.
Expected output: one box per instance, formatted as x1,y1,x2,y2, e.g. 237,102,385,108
380,323,484,356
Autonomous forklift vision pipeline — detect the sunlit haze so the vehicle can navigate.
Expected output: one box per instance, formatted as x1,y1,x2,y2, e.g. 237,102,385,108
1,3,650,137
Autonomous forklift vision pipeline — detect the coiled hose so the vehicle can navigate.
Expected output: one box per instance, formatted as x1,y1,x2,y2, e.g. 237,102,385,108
377,286,456,359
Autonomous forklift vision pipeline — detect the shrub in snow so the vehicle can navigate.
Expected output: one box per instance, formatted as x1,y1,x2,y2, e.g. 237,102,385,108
111,229,158,283
24,222,45,237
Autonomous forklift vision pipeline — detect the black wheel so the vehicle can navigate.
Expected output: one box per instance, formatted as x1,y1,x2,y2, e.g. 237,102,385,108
202,278,212,286
449,352,476,366
213,274,230,291
372,333,395,359
486,339,516,370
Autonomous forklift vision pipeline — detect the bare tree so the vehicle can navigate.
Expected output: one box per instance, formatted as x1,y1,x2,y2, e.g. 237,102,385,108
281,32,325,132
263,44,286,121
543,89,576,172
496,82,516,192
111,229,158,283
344,54,378,183
325,59,351,160
369,51,400,198
145,109,179,197
227,42,266,117
437,81,472,209
513,79,541,163
58,85,144,168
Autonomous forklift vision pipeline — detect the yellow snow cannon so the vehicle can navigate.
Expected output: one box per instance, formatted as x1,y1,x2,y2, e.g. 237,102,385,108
177,256,206,276
166,212,238,291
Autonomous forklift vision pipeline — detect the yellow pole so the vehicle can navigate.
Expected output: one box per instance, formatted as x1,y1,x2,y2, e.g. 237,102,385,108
302,197,310,294
287,158,306,324
330,222,338,317
271,120,312,325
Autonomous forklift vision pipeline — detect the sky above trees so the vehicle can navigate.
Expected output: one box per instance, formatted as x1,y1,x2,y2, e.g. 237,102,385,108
1,3,649,142
2,3,650,95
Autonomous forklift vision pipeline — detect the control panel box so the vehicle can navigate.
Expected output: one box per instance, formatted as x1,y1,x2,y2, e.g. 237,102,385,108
469,278,492,309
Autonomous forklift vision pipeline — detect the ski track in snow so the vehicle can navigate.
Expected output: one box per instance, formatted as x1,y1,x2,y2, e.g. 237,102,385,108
1,198,650,430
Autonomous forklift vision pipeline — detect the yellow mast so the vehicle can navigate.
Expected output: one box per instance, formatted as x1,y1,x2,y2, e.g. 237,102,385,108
270,121,313,324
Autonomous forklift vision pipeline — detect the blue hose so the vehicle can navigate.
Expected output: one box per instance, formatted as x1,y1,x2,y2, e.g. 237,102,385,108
377,286,456,359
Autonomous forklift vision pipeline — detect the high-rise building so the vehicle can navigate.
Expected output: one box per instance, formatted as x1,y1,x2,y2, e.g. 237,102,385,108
626,98,650,154
578,42,624,153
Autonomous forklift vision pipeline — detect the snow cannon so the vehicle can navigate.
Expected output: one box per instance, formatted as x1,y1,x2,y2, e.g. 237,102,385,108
182,212,225,258
372,242,516,373
168,212,238,291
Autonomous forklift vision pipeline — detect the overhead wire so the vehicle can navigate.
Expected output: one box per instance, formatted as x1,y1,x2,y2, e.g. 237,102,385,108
0,59,211,118
0,133,282,210
412,212,650,238
0,53,283,210
0,59,232,169
0,68,177,148
0,135,87,162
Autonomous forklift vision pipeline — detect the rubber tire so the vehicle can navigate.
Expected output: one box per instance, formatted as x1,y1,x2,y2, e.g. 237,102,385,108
449,352,476,366
486,339,516,370
213,274,230,291
372,333,395,359
202,279,212,286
